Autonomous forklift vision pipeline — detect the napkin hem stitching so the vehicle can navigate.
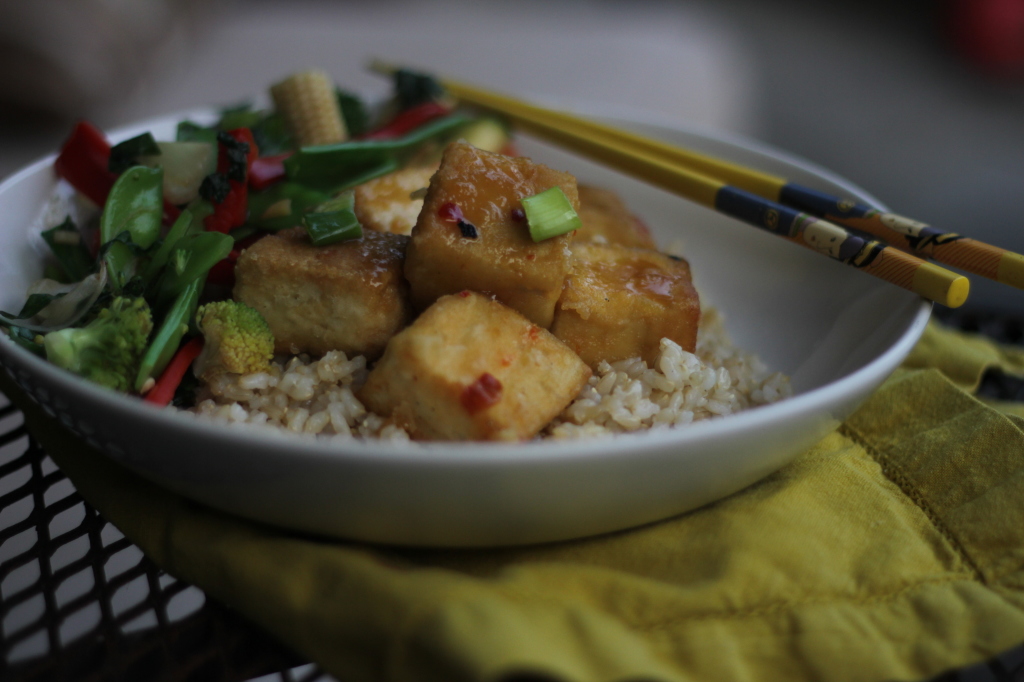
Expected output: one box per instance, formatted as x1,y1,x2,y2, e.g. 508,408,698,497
838,422,985,584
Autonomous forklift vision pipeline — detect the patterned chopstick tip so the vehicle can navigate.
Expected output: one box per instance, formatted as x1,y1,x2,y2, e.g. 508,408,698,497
716,187,968,307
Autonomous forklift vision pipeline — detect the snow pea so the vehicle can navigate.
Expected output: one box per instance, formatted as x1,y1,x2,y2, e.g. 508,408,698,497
135,277,202,392
100,166,163,247
141,208,198,285
153,231,233,309
100,166,164,290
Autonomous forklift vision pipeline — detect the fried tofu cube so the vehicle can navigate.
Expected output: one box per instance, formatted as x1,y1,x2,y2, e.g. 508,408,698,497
359,291,591,441
353,164,437,236
234,228,412,360
551,243,700,368
404,141,578,328
575,185,657,249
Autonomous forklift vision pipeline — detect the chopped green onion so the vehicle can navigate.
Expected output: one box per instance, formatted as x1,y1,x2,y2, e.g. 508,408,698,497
303,192,363,246
521,187,581,242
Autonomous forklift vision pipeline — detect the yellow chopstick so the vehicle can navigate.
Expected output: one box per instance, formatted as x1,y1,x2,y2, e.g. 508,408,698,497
370,64,967,307
436,76,1022,295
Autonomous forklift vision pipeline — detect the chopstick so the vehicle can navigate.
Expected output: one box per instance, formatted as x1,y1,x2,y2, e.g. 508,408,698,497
370,63,968,307
438,79,1024,297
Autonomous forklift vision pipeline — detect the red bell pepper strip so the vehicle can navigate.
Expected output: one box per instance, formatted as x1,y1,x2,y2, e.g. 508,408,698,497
206,248,241,288
204,183,247,233
143,336,204,406
204,128,260,233
248,152,292,191
205,230,266,288
360,101,451,140
53,121,117,207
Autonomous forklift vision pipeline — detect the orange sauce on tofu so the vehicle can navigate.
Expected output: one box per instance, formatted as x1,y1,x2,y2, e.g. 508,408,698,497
591,260,682,300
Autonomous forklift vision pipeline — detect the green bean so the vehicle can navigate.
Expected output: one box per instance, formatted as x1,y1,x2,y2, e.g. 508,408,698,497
283,113,470,187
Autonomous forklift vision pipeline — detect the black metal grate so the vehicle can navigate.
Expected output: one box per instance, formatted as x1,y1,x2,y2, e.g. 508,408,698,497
0,395,334,682
1,310,1023,681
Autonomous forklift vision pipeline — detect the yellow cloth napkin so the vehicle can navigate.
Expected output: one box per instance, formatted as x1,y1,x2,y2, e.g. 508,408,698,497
3,320,1024,682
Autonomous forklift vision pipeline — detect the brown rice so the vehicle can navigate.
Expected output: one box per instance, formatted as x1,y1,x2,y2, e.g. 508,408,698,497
189,306,790,441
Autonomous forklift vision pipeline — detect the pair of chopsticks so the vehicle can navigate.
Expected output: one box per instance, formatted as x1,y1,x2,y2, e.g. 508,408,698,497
374,65,1024,308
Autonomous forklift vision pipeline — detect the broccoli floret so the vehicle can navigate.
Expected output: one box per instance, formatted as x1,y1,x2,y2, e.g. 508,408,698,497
193,300,274,381
43,297,153,392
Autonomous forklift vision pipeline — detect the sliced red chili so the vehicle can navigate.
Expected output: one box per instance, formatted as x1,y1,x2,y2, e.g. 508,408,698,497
438,202,463,222
460,372,503,414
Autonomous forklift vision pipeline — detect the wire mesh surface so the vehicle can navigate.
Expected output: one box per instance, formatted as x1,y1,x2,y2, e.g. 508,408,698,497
0,310,1023,682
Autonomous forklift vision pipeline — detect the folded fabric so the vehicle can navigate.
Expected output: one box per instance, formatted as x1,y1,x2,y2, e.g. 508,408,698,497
2,320,1024,682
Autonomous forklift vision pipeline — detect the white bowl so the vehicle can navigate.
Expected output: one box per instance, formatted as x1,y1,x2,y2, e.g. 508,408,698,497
0,109,929,547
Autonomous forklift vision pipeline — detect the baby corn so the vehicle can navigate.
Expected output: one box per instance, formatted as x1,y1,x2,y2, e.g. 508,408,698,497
270,70,347,147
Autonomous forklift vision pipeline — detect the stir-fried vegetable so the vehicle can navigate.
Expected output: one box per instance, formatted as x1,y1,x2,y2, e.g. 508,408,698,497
3,66,505,405
43,297,153,392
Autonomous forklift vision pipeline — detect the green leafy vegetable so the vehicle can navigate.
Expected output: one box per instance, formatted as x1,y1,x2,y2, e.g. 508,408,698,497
394,68,445,109
3,293,64,320
336,89,369,137
108,133,161,174
41,217,95,282
176,121,218,145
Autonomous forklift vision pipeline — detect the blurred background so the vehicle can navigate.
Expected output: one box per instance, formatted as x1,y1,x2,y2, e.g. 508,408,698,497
1,0,1022,310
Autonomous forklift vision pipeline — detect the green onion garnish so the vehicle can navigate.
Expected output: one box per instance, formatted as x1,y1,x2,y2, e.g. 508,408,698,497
521,187,581,242
303,191,363,246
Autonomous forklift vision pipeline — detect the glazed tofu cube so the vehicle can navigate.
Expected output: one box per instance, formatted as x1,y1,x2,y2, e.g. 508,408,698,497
353,164,437,236
404,141,578,328
551,243,700,368
359,291,591,441
234,228,412,359
575,185,657,249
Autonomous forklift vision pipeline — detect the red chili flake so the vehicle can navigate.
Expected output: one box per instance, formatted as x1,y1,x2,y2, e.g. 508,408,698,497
527,326,540,341
438,202,463,222
525,253,535,261
461,373,503,414
458,290,471,298
510,207,526,222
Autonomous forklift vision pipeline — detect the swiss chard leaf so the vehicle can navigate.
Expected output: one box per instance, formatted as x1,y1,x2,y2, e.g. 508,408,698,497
249,113,293,156
394,69,445,110
2,293,64,320
217,102,263,131
109,133,161,174
177,121,218,145
41,217,95,282
337,90,369,137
